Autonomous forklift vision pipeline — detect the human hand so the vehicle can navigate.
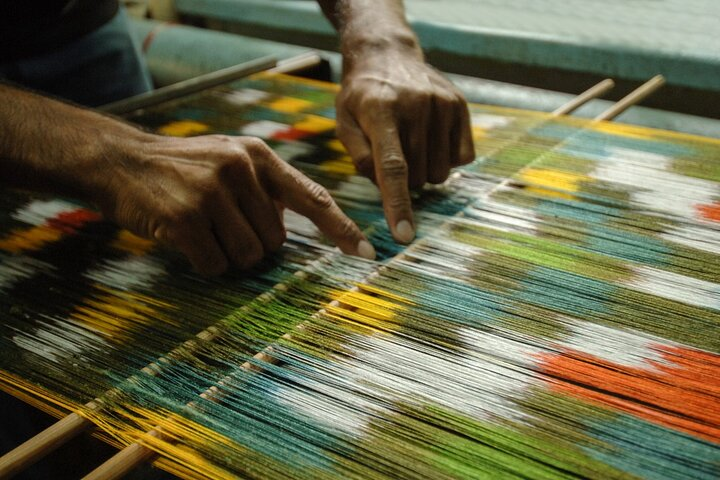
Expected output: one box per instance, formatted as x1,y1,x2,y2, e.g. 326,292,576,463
336,46,475,243
95,134,376,275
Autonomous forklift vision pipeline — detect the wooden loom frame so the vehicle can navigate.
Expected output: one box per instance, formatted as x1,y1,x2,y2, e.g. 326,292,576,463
0,62,666,479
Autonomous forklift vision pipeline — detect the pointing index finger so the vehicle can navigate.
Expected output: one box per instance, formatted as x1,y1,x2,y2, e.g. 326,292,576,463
370,117,415,244
264,155,375,260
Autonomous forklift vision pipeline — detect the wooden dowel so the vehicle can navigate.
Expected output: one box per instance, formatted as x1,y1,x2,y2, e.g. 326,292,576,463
99,56,277,115
83,432,160,480
593,74,665,121
551,78,615,116
270,52,323,74
0,412,90,478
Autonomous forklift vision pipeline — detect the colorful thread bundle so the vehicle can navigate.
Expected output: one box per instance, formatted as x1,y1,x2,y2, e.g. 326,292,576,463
0,73,718,479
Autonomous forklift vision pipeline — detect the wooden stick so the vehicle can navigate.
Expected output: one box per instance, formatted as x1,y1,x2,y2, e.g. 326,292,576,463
99,56,277,115
488,74,665,197
83,432,161,480
593,75,665,121
0,54,327,478
552,78,615,116
270,52,323,74
0,412,90,478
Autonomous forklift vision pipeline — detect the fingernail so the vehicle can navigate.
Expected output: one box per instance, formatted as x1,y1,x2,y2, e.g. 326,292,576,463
357,240,376,260
395,220,415,244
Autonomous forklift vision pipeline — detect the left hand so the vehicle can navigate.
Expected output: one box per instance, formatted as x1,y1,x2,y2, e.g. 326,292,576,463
335,46,475,243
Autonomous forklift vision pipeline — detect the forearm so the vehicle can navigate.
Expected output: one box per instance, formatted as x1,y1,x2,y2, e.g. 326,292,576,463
317,0,423,65
0,83,148,200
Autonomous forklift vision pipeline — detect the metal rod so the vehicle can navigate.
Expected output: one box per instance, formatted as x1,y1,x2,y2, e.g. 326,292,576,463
98,56,277,115
593,75,665,121
551,78,615,116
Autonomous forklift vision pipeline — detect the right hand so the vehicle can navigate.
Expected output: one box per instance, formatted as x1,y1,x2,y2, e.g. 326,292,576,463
93,133,375,275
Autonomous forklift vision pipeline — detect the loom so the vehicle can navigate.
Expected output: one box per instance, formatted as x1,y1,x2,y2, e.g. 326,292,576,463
0,54,719,479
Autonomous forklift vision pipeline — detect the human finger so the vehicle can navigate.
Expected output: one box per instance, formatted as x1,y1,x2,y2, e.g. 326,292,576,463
154,221,228,276
452,100,476,167
402,100,430,189
210,191,266,270
262,156,376,260
370,118,415,244
233,171,286,255
336,107,375,182
427,94,453,184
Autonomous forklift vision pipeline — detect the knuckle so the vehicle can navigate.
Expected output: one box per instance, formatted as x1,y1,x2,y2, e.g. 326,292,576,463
380,155,408,179
306,181,335,211
335,122,351,141
337,218,358,240
434,90,456,108
216,155,251,183
367,89,398,110
167,206,202,229
240,136,269,154
387,193,411,211
207,134,237,149
408,88,432,105
208,134,233,143
453,92,467,106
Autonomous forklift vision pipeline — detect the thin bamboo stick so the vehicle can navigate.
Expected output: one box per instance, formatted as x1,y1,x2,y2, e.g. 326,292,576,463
0,412,89,479
552,78,615,115
594,75,665,121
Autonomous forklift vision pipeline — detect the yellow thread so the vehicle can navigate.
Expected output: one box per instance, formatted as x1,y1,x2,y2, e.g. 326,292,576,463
158,121,210,137
70,285,173,340
520,167,591,200
293,114,336,133
266,96,313,114
355,283,414,304
111,231,155,256
326,139,346,153
0,226,63,253
257,72,341,92
319,158,356,175
0,370,78,418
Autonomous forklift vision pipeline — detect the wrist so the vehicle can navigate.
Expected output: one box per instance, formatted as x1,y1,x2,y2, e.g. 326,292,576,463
342,31,423,73
78,126,153,205
333,0,423,69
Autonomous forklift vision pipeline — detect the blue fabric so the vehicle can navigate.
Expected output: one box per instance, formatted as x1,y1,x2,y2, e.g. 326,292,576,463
0,7,151,107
